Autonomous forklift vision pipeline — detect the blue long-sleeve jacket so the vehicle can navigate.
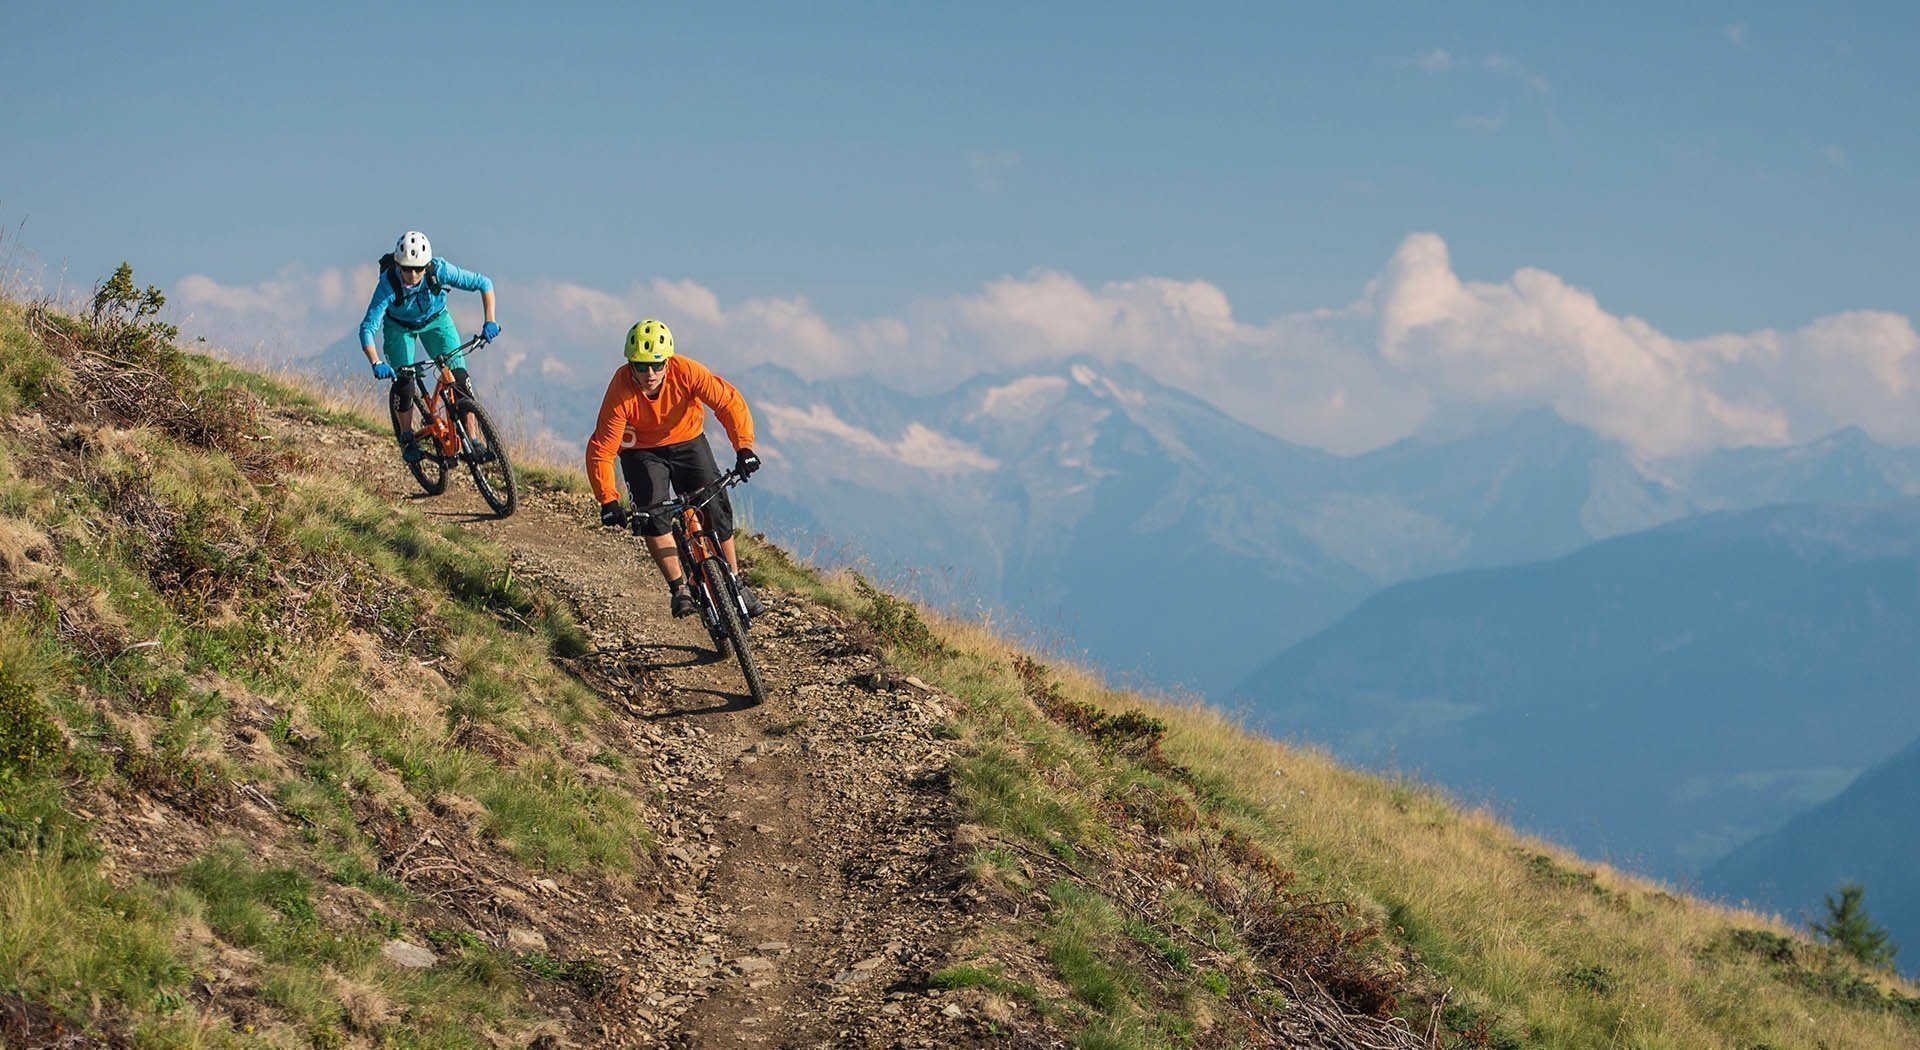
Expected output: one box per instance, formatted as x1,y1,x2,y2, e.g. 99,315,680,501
357,258,494,347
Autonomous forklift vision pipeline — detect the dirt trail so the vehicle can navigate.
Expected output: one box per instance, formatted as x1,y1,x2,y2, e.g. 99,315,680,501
305,422,1007,1049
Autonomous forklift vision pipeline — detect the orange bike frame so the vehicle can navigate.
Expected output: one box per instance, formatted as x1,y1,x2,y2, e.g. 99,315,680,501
414,361,464,457
679,505,720,564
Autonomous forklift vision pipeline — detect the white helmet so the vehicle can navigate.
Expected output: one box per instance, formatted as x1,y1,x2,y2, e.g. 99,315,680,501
394,230,432,267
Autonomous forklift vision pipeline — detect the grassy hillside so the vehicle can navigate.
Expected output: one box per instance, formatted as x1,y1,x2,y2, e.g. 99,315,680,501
2,271,1916,1048
0,277,645,1046
758,576,1920,1048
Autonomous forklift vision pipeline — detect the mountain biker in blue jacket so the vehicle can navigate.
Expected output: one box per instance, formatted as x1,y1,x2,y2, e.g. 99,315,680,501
358,231,500,463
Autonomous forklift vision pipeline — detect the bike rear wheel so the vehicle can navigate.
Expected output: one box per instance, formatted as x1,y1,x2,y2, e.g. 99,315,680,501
700,557,766,706
455,398,518,518
388,386,448,495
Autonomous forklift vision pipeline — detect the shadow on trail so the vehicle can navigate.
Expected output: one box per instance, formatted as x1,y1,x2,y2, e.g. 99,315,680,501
639,687,759,720
421,507,506,524
618,641,726,671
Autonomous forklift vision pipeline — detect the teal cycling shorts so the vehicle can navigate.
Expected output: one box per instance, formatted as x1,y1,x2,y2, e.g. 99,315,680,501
380,310,466,372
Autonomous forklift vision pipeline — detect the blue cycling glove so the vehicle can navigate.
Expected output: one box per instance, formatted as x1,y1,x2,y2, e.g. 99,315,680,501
372,361,394,380
481,321,501,343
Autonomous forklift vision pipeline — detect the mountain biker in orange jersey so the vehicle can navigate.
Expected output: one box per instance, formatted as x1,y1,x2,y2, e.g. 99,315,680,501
586,318,766,618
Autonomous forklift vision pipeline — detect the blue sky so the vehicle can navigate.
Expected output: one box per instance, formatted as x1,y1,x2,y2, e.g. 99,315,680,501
4,2,1918,455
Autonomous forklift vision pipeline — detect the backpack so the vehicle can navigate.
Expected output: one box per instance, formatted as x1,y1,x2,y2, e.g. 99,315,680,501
378,252,443,301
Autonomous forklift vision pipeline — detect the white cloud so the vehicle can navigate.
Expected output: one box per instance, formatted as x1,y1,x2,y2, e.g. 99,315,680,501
654,278,724,326
175,239,1920,461
1725,21,1747,46
924,235,1920,458
1365,234,1920,456
175,264,379,357
761,403,997,473
1456,112,1505,134
1409,49,1453,72
1823,144,1846,167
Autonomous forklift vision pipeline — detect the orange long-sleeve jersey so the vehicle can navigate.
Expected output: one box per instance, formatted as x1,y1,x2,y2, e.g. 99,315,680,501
585,355,757,505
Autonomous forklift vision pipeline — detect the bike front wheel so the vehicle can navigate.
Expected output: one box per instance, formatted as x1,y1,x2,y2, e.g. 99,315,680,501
455,398,519,518
389,387,448,495
700,557,766,706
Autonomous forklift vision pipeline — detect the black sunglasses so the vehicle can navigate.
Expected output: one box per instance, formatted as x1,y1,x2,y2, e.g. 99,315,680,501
399,265,427,277
631,360,668,373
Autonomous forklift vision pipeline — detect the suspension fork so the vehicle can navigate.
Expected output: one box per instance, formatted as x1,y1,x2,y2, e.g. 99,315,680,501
676,508,726,624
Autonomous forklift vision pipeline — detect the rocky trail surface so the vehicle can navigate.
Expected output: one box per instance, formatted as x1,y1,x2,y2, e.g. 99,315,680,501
300,417,1018,1049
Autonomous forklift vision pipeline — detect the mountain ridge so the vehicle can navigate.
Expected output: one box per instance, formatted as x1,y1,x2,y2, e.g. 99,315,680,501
729,357,1920,695
1235,498,1920,885
1704,731,1920,975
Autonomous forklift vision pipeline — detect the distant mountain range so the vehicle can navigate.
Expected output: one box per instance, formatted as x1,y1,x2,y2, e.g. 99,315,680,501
291,346,1920,697
1704,731,1920,971
725,359,1920,695
1232,500,1920,883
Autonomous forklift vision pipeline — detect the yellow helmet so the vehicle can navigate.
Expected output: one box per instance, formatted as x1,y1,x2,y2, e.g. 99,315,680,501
624,318,675,364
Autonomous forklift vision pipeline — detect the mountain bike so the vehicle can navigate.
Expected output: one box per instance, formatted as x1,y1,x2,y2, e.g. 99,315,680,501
386,335,519,517
636,469,766,706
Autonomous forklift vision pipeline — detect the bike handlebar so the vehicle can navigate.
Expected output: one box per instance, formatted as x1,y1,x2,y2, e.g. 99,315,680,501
631,468,747,519
393,334,492,376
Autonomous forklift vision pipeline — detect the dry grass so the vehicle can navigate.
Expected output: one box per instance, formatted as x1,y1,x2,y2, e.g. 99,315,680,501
1036,661,1920,1049
749,569,1920,1048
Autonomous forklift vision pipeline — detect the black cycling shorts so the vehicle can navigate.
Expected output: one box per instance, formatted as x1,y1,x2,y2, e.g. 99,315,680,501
619,436,734,540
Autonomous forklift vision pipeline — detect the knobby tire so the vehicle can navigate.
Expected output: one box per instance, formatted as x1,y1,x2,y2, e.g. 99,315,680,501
389,386,448,496
701,557,766,706
457,398,518,518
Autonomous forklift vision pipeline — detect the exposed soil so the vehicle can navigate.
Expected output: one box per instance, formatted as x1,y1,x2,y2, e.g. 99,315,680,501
1,991,135,1049
303,416,1010,1049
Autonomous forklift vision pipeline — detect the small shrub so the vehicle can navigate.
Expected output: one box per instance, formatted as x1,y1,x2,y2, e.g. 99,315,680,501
517,952,609,996
1813,883,1899,970
1123,918,1191,972
1728,928,1797,965
1519,851,1612,901
1013,656,1165,757
1440,1002,1524,1050
930,963,1001,990
852,575,947,657
89,262,177,350
1564,962,1615,995
31,265,277,477
0,655,64,776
